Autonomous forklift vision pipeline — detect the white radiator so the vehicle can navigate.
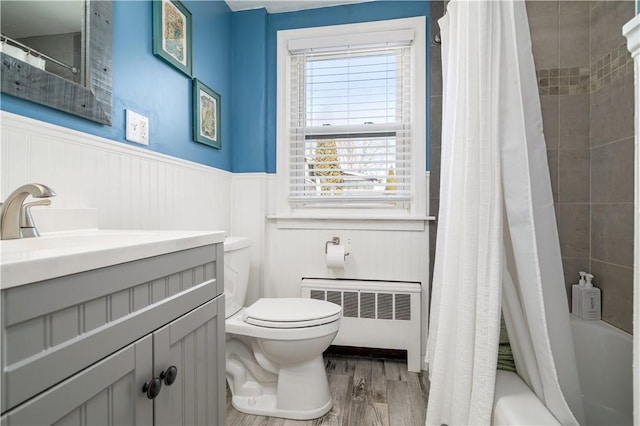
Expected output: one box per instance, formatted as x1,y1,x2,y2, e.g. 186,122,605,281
301,278,422,372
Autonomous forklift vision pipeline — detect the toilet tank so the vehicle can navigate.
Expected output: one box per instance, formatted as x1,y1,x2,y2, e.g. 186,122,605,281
223,236,252,318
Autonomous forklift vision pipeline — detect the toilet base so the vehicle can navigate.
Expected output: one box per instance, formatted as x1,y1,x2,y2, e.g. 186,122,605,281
231,394,332,420
230,356,333,420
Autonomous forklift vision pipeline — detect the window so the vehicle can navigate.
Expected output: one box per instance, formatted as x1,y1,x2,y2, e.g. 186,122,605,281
277,17,426,218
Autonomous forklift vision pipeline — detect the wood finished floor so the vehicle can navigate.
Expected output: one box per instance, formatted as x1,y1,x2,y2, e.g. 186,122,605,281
226,355,430,426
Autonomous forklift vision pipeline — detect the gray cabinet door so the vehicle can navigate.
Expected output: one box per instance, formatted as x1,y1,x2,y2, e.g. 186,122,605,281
153,297,225,426
1,335,153,426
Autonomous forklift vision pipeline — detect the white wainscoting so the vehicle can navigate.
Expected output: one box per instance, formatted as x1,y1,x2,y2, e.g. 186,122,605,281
1,112,232,232
230,173,270,305
264,225,430,297
2,112,433,369
266,216,430,366
267,217,431,369
230,173,432,369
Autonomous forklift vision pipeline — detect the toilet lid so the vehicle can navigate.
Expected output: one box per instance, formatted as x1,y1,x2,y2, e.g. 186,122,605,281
243,298,342,329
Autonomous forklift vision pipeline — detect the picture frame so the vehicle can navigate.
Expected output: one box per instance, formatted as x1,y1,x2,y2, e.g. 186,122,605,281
193,79,221,149
152,0,192,77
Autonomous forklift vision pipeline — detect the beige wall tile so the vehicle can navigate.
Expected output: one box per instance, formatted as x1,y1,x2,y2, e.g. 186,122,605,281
591,138,634,203
558,203,590,258
430,0,445,42
559,1,590,68
591,203,634,267
541,95,559,149
590,259,633,333
430,47,442,98
559,94,590,149
430,0,443,97
429,197,439,219
429,95,442,149
558,149,590,202
527,1,560,70
429,147,441,201
547,149,559,202
590,84,613,148
590,1,635,62
590,75,633,148
608,72,635,143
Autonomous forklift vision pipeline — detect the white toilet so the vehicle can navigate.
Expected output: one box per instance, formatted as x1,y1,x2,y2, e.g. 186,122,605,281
224,236,341,420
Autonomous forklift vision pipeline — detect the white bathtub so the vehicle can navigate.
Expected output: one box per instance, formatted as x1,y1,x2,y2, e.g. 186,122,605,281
492,316,632,425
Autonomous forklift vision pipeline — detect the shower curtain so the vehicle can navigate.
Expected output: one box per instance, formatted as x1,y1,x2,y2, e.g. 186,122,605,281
426,1,585,425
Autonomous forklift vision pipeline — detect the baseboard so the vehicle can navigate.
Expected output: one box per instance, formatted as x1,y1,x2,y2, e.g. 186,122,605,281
324,345,408,361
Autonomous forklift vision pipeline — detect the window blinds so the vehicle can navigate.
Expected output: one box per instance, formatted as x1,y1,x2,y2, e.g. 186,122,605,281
288,46,413,207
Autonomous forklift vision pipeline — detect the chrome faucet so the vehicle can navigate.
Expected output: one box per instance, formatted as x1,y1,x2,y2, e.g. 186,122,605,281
20,199,52,238
0,184,56,240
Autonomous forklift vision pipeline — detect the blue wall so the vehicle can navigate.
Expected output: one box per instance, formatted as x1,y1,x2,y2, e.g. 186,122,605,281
235,1,430,173
1,1,429,174
1,0,233,171
231,8,268,172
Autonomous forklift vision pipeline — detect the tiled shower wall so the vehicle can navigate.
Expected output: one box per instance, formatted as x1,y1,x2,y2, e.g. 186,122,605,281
429,1,635,333
529,1,592,309
529,0,635,333
588,1,635,333
428,1,444,288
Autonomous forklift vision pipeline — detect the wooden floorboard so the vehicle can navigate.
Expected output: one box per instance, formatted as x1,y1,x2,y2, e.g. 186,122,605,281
344,400,389,426
383,359,408,382
372,403,390,426
226,355,428,426
407,373,427,425
324,373,352,426
386,380,416,426
370,359,387,404
352,358,372,401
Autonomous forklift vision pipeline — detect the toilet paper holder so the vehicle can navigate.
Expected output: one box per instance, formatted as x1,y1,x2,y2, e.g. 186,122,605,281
325,237,350,256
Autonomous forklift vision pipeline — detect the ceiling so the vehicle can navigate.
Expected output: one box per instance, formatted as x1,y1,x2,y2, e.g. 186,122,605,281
225,0,375,13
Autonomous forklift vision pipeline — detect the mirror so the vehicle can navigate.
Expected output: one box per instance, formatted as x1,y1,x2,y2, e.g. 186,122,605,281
0,1,112,125
1,1,84,84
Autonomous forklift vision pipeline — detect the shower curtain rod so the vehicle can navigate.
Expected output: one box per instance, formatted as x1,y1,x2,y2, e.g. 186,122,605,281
0,34,80,75
433,1,449,45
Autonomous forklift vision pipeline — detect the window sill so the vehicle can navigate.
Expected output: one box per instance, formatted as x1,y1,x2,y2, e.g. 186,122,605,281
267,215,436,231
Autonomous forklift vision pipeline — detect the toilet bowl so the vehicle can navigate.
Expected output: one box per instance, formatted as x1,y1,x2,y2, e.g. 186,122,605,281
224,237,341,420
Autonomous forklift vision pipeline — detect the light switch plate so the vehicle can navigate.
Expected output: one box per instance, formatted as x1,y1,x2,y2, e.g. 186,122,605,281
125,109,149,145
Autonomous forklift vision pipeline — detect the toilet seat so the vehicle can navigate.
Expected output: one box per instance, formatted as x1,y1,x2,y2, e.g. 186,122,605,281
243,298,342,329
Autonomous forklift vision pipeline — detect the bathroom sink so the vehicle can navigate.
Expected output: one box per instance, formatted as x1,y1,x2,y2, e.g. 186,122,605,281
0,229,225,289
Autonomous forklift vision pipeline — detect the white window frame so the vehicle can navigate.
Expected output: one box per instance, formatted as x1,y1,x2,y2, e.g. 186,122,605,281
276,17,427,220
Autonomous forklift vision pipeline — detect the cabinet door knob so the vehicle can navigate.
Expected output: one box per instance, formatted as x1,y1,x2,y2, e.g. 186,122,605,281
142,377,162,399
161,365,178,386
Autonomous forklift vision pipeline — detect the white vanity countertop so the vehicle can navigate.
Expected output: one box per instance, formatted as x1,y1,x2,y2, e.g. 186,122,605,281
0,229,225,289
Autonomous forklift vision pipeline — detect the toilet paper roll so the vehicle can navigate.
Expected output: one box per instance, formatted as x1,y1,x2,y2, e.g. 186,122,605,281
326,244,346,269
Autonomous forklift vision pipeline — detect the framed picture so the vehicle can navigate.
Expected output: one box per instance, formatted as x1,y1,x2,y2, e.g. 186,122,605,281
152,0,192,77
193,79,221,149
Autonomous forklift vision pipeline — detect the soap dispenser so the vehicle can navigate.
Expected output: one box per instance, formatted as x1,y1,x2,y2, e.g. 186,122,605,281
572,272,601,321
571,271,587,318
581,273,601,320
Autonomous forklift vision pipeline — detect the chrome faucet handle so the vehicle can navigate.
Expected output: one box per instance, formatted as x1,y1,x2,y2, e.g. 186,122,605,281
21,199,51,227
20,199,51,238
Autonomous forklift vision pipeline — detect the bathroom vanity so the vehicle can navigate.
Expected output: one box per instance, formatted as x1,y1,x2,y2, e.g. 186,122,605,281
0,230,226,425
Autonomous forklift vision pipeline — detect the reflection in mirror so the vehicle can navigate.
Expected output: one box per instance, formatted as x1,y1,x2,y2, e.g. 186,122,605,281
0,1,112,125
1,1,84,85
